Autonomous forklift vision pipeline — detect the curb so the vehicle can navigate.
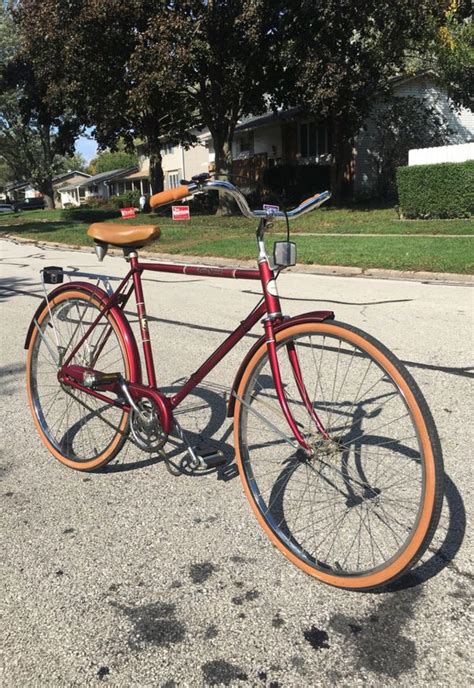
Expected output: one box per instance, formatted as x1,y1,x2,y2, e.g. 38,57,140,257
3,234,473,285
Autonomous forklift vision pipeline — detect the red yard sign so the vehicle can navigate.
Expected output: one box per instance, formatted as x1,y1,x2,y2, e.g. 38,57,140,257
172,205,190,221
120,207,136,219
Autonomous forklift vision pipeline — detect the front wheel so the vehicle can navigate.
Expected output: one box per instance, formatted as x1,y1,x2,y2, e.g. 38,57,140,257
234,321,444,590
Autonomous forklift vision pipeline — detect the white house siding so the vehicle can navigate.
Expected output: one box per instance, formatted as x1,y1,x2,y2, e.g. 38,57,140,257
354,75,474,193
162,142,208,189
409,142,474,165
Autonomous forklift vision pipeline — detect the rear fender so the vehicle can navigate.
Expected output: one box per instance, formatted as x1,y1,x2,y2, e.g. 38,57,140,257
227,310,334,417
24,281,142,384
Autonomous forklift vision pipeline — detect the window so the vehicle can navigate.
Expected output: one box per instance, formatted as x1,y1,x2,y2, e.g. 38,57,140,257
142,179,150,194
168,171,181,189
299,122,331,159
163,143,175,155
239,132,254,154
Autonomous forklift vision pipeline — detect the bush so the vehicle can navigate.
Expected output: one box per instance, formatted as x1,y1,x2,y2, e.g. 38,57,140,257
108,190,141,209
396,160,474,219
82,196,110,208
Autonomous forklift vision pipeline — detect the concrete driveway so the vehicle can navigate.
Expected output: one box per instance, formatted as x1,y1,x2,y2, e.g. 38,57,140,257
1,237,472,686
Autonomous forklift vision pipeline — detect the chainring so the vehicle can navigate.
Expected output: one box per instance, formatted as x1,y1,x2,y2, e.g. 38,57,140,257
129,398,167,453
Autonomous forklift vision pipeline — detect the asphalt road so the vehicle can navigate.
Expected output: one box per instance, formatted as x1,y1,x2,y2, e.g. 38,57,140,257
1,237,473,687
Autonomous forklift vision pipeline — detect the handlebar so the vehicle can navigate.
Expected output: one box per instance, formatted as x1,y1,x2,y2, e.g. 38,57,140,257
149,178,331,220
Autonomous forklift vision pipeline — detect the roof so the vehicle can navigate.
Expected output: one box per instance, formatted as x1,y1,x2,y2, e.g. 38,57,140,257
118,169,149,181
55,174,93,190
53,170,91,183
59,166,139,191
5,181,30,192
201,73,442,140
236,107,304,133
6,170,90,192
389,70,438,88
200,107,305,141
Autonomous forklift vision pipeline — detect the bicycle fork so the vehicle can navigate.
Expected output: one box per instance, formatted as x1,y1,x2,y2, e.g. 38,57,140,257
262,319,329,455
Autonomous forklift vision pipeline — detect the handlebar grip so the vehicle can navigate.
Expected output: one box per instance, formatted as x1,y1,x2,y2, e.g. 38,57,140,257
149,185,189,209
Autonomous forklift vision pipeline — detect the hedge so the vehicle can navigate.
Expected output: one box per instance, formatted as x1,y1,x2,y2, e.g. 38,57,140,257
396,160,474,219
60,207,121,222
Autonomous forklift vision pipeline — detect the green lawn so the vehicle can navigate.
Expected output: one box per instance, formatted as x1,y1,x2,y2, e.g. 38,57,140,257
1,206,472,273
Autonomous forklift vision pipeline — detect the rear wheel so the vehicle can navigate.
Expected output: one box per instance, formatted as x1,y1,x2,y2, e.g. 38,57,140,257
234,321,444,590
26,289,132,471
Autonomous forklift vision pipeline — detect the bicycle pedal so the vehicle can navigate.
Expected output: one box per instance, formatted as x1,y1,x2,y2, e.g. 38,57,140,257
196,447,227,469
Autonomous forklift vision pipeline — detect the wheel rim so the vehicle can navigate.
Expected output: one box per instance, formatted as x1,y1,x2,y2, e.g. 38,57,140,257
238,324,430,579
29,294,129,464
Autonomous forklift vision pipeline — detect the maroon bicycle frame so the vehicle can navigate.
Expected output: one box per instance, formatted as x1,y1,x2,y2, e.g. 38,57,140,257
59,253,331,452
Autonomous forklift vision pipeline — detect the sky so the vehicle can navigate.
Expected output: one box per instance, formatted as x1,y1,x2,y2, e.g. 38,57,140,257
75,133,98,162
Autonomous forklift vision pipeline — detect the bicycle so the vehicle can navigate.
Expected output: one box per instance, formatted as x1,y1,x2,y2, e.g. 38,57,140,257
25,175,444,590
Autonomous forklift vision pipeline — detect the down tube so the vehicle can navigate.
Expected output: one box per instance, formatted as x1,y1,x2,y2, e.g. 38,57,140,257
170,301,267,408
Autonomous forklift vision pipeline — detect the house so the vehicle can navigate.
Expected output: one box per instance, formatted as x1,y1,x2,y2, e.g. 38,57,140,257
58,141,209,206
196,72,474,199
59,140,209,206
58,167,139,207
354,72,474,194
201,105,332,185
53,171,91,205
5,171,91,204
107,153,151,196
160,136,209,189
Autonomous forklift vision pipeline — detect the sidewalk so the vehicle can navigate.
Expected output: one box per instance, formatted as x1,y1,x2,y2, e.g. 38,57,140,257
3,234,473,285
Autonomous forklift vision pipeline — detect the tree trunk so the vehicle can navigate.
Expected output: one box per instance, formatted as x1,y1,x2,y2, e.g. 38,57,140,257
149,150,164,195
213,136,236,216
38,178,55,209
330,120,354,205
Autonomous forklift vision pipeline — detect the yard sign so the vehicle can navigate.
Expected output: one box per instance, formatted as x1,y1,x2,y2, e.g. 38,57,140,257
121,207,136,219
172,205,191,220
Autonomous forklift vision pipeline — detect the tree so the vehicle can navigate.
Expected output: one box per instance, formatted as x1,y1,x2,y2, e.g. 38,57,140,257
433,1,473,110
88,148,138,176
0,4,81,207
59,153,88,174
15,0,197,194
369,96,452,199
280,1,446,202
138,1,280,189
403,1,473,111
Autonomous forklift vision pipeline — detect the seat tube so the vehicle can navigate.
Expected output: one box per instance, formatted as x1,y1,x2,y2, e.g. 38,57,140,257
130,256,156,387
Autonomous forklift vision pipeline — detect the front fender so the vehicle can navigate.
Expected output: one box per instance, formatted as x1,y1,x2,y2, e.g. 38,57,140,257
24,281,142,384
227,310,334,417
